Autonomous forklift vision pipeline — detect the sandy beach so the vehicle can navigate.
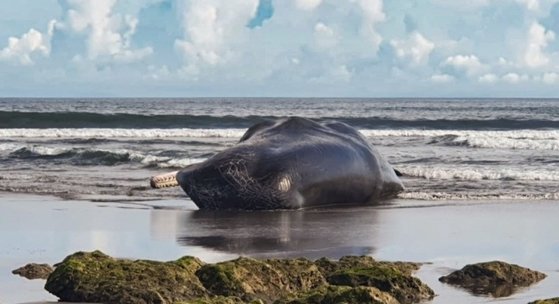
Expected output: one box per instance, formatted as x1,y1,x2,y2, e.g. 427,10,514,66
1,193,557,303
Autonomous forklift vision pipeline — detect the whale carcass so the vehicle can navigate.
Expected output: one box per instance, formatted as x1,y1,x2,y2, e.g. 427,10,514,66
150,117,404,210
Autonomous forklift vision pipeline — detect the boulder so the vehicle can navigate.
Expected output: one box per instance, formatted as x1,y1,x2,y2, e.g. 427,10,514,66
45,250,207,304
274,286,399,304
196,257,325,302
44,251,433,304
439,261,546,297
12,263,53,280
315,256,432,304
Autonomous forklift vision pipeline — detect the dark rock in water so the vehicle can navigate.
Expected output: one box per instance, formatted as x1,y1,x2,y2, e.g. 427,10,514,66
314,256,432,304
439,261,547,297
274,285,399,304
12,263,53,280
196,257,326,302
45,251,432,304
528,298,559,304
45,250,207,303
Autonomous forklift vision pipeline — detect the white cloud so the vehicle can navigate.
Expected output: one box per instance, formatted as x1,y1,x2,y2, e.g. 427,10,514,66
391,32,435,65
294,0,322,10
314,22,338,48
502,72,529,83
356,0,386,53
542,72,559,84
517,0,540,11
478,73,498,83
62,0,153,62
524,22,555,68
175,0,259,69
444,54,485,76
431,74,454,83
0,28,50,65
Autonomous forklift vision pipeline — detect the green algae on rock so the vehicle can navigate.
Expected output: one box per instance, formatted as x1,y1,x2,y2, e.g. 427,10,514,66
315,256,432,304
45,250,207,304
196,257,325,302
274,285,399,304
439,261,547,297
12,263,54,280
528,298,559,304
44,251,433,304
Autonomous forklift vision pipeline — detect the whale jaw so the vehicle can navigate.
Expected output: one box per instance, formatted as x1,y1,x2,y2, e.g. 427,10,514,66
150,171,179,189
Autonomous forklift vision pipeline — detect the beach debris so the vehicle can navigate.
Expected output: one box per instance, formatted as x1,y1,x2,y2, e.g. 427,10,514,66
12,263,53,280
439,261,547,297
44,251,434,304
528,298,559,304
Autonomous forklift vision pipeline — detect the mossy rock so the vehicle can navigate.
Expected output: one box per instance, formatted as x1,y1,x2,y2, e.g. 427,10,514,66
315,256,430,304
45,250,207,304
179,296,265,303
439,261,547,297
196,257,326,302
12,263,53,280
529,298,559,304
275,285,399,304
315,256,420,278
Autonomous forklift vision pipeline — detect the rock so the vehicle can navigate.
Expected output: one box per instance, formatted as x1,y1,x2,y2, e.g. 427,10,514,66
315,256,432,304
44,251,432,304
275,286,399,304
12,263,54,280
45,250,208,304
439,261,547,297
528,298,559,304
196,257,326,302
179,296,265,304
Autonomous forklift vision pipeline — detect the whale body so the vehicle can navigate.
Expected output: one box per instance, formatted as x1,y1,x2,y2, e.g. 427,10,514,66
151,117,404,210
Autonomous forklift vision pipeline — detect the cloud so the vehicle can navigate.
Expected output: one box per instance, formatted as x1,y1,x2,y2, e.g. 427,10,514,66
294,0,322,11
517,0,540,11
502,72,529,83
390,31,434,65
524,21,555,68
357,0,385,52
443,54,485,76
431,74,454,83
60,0,153,62
175,0,259,70
542,72,559,84
478,73,498,83
0,27,51,65
314,22,338,48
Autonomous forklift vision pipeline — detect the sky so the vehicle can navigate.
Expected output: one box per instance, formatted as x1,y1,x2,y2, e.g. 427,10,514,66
0,0,559,97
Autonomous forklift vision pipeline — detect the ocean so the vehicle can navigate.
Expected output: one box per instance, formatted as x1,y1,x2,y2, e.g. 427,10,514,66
0,98,558,203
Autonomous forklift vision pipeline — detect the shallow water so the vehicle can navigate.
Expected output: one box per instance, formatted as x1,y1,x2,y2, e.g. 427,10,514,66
1,194,558,303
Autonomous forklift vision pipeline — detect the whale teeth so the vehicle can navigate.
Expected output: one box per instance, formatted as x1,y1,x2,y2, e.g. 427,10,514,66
150,171,179,189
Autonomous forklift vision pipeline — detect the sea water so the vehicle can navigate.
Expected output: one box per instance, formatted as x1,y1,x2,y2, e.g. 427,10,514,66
0,98,557,202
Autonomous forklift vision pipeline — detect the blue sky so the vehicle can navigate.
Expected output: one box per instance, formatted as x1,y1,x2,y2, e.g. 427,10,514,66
1,0,559,97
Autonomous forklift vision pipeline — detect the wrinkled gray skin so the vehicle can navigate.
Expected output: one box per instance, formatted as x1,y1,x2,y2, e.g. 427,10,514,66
177,117,404,210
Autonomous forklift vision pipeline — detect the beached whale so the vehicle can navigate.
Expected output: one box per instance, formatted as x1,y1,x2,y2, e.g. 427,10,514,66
150,117,403,210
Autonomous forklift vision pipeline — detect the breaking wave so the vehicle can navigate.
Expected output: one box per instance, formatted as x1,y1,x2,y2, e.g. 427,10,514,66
5,145,207,168
400,165,559,181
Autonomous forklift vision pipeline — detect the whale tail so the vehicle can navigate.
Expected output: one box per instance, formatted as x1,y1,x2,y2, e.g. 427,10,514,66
150,171,180,189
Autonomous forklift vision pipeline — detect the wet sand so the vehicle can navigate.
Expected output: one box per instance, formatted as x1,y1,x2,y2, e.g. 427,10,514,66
1,193,558,304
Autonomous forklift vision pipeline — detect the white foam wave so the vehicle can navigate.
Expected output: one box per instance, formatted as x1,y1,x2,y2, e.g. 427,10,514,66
400,165,559,181
0,128,247,139
359,129,559,140
399,191,559,201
